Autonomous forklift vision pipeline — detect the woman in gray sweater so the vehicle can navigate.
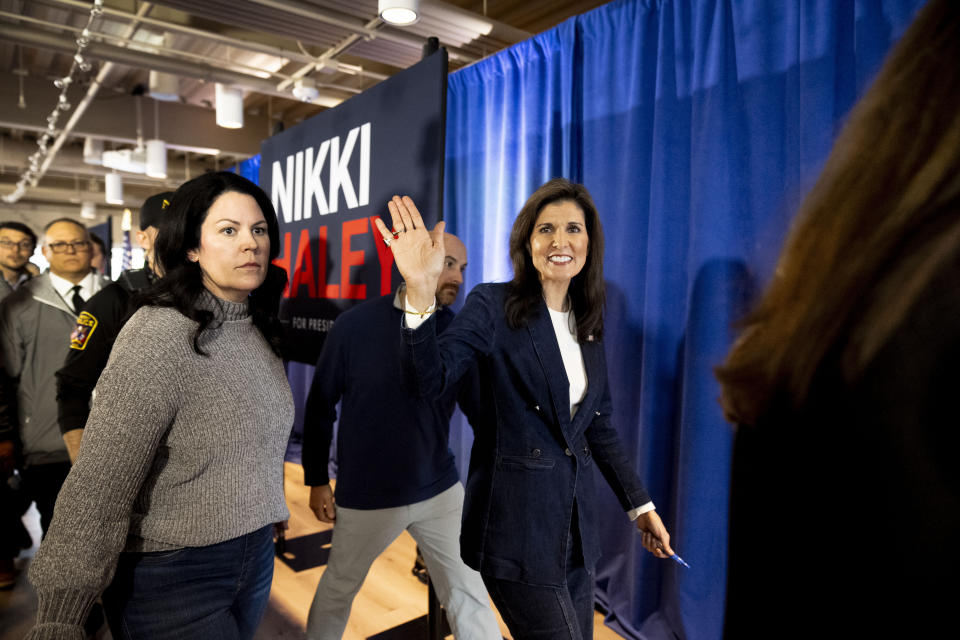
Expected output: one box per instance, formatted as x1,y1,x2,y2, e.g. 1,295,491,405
26,172,294,639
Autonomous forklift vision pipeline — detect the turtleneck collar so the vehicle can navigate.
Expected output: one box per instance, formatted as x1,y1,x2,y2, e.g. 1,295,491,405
199,289,251,322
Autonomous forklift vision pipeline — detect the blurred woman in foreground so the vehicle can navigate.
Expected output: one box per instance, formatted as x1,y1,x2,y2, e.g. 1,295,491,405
717,0,960,635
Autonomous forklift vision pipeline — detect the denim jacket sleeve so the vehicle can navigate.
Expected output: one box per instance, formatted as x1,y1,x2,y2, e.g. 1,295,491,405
401,284,498,399
584,378,652,511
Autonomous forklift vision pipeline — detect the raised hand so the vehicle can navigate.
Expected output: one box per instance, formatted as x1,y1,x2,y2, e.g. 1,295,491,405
373,195,445,310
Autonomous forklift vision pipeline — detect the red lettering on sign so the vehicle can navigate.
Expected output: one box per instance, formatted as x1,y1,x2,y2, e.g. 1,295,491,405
370,216,395,296
340,218,367,299
316,226,340,299
290,228,317,298
272,231,292,297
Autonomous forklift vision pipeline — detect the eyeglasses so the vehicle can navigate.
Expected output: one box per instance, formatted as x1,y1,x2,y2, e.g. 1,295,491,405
0,239,35,252
46,241,91,254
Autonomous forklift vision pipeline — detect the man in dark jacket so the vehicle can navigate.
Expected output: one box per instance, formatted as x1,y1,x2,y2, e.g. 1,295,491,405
302,233,499,640
56,191,173,461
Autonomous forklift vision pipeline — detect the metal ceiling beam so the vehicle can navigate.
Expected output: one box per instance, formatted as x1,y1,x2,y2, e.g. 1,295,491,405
0,72,268,156
0,22,348,107
35,0,390,81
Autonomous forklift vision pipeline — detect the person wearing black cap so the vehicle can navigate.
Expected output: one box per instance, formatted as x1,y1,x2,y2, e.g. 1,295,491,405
56,191,174,461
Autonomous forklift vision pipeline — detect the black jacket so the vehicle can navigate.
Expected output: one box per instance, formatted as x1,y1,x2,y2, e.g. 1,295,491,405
56,269,153,434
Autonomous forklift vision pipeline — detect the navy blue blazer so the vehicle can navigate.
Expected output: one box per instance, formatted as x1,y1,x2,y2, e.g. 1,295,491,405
402,283,651,586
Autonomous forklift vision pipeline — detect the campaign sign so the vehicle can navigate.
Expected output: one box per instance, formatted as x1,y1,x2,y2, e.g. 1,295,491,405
260,50,448,364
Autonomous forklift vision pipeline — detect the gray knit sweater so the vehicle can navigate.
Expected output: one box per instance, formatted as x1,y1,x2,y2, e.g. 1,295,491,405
26,294,294,639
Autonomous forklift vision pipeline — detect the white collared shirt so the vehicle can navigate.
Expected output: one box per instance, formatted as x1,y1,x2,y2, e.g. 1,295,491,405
48,271,102,310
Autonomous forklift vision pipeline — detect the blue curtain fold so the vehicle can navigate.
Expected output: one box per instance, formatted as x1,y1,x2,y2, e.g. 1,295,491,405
443,1,925,638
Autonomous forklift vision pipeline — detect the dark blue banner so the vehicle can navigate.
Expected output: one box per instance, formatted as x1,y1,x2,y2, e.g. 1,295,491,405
260,50,447,363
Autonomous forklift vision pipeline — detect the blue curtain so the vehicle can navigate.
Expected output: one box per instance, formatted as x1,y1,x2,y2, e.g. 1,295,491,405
442,1,924,638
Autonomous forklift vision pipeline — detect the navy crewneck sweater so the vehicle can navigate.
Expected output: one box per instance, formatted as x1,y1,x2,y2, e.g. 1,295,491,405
302,292,462,509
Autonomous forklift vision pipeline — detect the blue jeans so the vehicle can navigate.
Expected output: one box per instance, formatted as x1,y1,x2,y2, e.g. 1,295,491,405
481,526,593,640
103,524,274,640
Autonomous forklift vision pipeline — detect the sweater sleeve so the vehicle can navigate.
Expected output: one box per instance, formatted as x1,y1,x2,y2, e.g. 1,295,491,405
26,308,182,637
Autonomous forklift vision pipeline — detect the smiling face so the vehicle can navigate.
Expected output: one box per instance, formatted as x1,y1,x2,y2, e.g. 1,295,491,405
528,200,589,288
187,191,270,302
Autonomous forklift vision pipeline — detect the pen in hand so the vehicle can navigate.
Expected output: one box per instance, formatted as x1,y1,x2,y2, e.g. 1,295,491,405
664,550,691,569
638,529,691,568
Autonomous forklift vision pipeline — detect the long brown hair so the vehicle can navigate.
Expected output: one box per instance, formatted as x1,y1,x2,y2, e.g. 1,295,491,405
716,0,960,426
505,178,606,341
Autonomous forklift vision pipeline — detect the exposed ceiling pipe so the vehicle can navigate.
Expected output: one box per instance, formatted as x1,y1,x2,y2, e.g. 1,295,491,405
0,137,207,186
33,3,154,191
277,27,372,93
0,10,297,83
37,0,390,81
243,0,480,63
0,23,348,106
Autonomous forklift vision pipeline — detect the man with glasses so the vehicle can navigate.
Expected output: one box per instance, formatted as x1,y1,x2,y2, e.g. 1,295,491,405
0,219,107,541
57,192,174,462
0,221,38,302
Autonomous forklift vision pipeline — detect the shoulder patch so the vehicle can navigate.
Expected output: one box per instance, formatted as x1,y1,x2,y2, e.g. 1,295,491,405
69,311,98,350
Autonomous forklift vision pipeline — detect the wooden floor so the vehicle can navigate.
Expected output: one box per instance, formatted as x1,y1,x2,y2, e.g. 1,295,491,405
0,462,626,639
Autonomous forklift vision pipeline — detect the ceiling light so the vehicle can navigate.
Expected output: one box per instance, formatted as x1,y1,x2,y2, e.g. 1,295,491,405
80,202,96,219
83,137,103,165
149,71,180,102
105,172,123,205
379,0,419,26
215,83,244,129
292,77,320,102
102,147,147,174
146,139,167,179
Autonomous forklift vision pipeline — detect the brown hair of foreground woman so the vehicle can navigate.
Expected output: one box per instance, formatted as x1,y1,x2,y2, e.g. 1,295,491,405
716,0,960,426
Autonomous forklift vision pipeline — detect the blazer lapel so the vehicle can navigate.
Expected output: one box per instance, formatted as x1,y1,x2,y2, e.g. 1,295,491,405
570,338,603,436
526,300,572,436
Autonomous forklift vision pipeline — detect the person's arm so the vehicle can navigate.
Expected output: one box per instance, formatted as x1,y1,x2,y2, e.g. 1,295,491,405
585,369,674,558
26,309,180,636
302,319,346,523
56,289,126,461
399,284,498,402
452,362,484,432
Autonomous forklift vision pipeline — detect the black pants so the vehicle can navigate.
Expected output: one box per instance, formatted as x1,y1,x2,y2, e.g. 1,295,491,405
0,477,31,557
20,462,71,537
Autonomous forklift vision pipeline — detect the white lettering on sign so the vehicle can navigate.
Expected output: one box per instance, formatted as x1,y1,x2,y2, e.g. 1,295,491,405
271,123,371,223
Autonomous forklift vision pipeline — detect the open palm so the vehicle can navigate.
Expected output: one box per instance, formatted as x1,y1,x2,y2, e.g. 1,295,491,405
374,195,445,308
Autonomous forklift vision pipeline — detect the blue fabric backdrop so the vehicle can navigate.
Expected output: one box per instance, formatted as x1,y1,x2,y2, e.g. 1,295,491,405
241,1,924,636
441,1,925,638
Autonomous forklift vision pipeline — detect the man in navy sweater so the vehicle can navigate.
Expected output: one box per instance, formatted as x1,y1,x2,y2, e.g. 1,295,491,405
302,233,499,640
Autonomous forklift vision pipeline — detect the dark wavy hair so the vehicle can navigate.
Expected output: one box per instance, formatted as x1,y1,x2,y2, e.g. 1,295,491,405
138,171,286,356
505,178,605,341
